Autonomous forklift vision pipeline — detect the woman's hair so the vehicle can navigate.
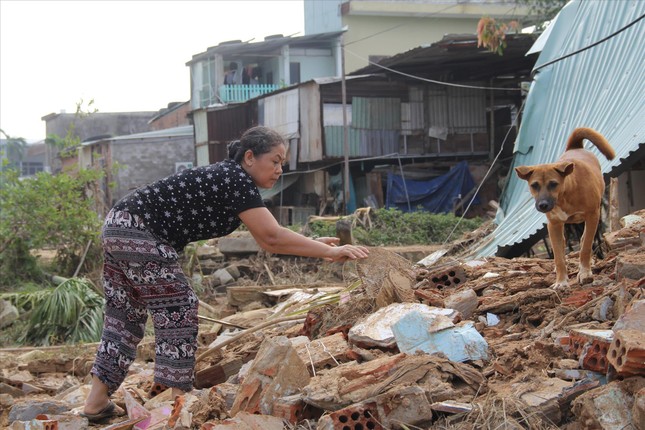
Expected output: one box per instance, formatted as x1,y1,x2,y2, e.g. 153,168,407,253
227,126,285,163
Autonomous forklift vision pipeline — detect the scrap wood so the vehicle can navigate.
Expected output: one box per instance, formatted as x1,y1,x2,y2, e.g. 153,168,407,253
197,314,248,330
264,263,276,285
478,289,558,314
538,284,622,340
367,355,486,399
196,315,305,363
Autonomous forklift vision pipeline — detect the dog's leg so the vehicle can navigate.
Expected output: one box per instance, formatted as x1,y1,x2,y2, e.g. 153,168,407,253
548,220,568,290
578,213,599,285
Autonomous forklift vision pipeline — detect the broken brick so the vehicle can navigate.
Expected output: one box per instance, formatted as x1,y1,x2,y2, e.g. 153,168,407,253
230,336,310,416
271,394,322,424
607,329,645,376
420,265,467,290
568,329,613,373
316,401,382,430
291,332,350,375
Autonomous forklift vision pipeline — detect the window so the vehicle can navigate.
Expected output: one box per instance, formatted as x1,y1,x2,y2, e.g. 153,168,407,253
199,58,216,107
290,62,301,85
21,162,44,176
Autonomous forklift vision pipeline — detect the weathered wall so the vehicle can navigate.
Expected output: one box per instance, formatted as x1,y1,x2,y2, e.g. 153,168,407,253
42,111,156,173
148,103,192,131
111,137,195,204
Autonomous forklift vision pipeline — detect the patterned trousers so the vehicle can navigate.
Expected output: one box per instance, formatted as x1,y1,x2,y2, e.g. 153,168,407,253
90,209,199,395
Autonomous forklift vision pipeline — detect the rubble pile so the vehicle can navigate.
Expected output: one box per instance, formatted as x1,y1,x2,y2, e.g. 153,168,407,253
1,211,644,429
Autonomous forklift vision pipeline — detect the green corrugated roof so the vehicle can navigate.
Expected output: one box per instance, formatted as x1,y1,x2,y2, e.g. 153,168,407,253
471,0,645,257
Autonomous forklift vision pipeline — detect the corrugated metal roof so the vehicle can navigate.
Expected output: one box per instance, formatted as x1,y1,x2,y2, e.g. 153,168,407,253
470,0,645,257
81,125,194,146
351,33,539,82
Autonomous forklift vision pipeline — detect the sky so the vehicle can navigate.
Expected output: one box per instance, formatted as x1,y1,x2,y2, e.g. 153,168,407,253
0,0,305,142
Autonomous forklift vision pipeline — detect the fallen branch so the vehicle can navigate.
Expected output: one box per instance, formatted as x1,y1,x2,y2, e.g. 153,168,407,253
196,314,305,363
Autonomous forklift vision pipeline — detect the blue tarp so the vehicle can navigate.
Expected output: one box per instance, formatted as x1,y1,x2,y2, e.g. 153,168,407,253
386,161,480,213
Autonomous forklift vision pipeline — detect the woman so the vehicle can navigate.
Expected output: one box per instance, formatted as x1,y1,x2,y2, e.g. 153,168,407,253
82,126,369,421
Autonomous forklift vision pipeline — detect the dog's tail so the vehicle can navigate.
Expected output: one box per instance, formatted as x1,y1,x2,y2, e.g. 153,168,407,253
565,127,616,160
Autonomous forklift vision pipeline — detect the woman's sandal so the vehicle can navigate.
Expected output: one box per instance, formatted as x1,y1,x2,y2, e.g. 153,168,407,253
80,400,125,423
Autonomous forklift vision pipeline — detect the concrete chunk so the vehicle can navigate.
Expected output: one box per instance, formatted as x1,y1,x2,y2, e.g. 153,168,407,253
392,312,489,362
348,303,460,349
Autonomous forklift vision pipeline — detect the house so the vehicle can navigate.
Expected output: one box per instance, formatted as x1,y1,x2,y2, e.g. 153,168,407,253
41,105,197,212
304,0,531,73
42,111,157,174
468,0,645,258
148,101,192,131
79,125,195,215
193,33,539,220
186,31,344,109
0,139,48,176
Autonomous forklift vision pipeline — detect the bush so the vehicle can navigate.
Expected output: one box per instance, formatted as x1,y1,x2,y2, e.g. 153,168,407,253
307,208,484,246
0,167,104,287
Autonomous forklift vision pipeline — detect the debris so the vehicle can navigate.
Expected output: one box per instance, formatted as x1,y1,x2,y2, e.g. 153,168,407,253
7,400,69,423
348,303,460,349
613,299,645,331
291,332,350,375
571,377,645,429
392,313,489,362
443,288,478,319
568,329,613,373
616,250,645,281
230,336,310,416
607,329,645,376
0,300,19,329
2,209,645,429
335,218,353,245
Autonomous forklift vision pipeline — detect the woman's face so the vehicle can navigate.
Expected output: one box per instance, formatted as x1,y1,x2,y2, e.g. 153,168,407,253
243,143,286,189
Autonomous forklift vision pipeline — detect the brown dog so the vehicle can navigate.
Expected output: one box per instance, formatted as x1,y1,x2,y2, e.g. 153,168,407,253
515,128,615,289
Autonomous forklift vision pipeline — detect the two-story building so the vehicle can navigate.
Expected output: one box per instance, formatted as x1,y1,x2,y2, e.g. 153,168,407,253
187,0,535,221
305,0,531,73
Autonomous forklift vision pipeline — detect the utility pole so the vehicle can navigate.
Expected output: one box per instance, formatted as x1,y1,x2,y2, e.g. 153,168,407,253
341,35,350,215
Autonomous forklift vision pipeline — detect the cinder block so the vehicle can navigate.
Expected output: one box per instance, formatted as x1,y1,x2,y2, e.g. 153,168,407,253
422,266,467,290
568,329,613,373
316,402,383,430
272,394,322,424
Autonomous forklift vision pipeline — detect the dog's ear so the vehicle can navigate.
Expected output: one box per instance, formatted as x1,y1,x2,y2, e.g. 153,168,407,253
554,161,574,177
515,166,533,180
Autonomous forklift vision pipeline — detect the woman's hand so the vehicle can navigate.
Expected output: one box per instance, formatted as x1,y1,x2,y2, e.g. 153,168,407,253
315,236,340,246
325,244,370,262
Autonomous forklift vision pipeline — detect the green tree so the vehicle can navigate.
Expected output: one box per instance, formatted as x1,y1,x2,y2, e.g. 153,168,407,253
45,98,97,158
0,129,27,172
477,0,568,55
0,166,104,285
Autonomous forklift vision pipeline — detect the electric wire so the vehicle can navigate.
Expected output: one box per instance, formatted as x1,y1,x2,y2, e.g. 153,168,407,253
441,97,527,245
533,12,645,73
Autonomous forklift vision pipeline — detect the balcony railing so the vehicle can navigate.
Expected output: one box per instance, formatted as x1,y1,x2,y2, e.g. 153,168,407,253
219,84,280,103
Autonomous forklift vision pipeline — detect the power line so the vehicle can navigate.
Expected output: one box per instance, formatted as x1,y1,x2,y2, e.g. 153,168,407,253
442,97,527,245
533,12,645,73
